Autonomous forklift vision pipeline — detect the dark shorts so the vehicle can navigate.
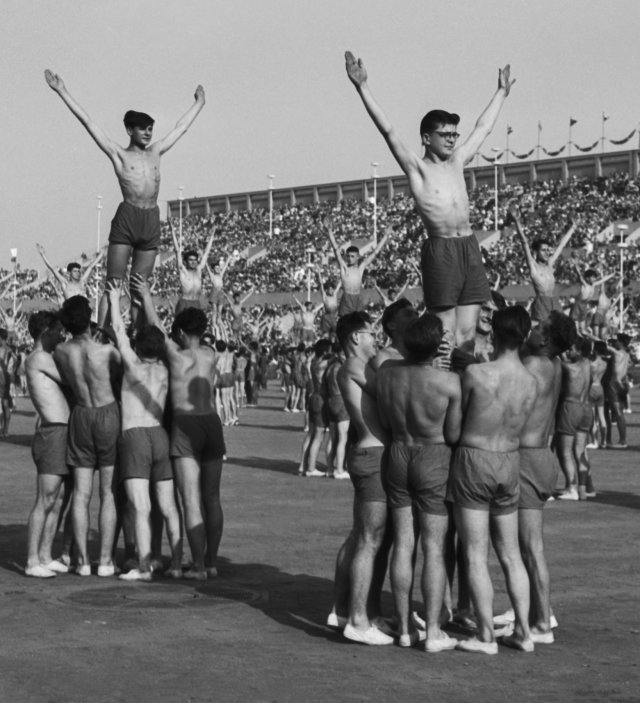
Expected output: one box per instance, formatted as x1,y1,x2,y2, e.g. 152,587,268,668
32,424,69,476
118,426,173,482
571,299,589,322
589,384,604,407
348,445,387,504
108,202,161,251
420,234,490,309
326,395,349,424
531,294,559,323
302,328,315,343
309,392,328,428
209,289,225,305
67,402,120,469
519,447,559,510
556,399,591,435
604,379,626,405
220,372,234,388
338,292,364,316
320,311,338,335
387,441,451,515
591,311,606,327
293,370,306,388
175,298,203,315
170,412,225,461
446,446,519,515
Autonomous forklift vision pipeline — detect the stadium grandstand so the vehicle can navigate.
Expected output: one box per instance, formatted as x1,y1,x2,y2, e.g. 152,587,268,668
4,148,640,346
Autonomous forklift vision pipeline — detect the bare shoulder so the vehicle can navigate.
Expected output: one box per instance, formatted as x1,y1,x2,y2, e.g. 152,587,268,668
26,349,49,371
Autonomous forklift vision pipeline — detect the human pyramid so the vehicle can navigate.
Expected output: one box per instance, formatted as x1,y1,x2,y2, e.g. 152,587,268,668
19,55,632,657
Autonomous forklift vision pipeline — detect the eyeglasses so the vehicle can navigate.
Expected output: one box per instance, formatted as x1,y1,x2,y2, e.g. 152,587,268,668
433,131,460,140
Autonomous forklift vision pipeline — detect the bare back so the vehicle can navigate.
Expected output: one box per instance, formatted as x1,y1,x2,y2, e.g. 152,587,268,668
460,357,537,452
54,336,120,408
521,355,562,447
337,357,386,448
168,344,216,415
26,350,70,425
560,358,591,403
377,363,461,445
121,359,169,431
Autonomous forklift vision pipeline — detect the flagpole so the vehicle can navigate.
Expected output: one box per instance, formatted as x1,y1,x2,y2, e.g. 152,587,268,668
505,127,510,165
536,122,541,160
568,120,573,157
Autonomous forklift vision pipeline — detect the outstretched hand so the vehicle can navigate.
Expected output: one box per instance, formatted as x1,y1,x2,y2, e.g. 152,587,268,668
36,243,45,255
106,279,122,299
498,65,515,96
345,51,367,87
194,85,205,103
507,201,521,223
129,273,150,297
44,69,65,92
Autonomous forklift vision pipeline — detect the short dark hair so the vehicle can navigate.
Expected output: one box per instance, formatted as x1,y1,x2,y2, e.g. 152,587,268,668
66,262,81,273
491,305,531,348
59,295,92,335
547,311,577,354
336,311,371,352
123,110,154,129
313,338,332,356
381,298,413,337
28,310,59,341
173,307,208,338
345,245,359,256
532,238,552,253
182,250,198,262
135,325,165,359
420,109,460,136
215,339,227,352
404,313,443,363
617,332,631,348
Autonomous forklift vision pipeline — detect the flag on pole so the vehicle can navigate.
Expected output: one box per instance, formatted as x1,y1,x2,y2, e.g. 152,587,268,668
507,125,513,135
570,117,578,126
538,121,543,132
10,249,17,263
602,113,610,122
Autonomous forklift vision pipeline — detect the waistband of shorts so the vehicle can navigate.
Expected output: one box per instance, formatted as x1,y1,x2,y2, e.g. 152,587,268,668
563,398,585,405
40,422,68,429
457,445,518,456
74,401,119,412
120,201,160,213
392,438,446,448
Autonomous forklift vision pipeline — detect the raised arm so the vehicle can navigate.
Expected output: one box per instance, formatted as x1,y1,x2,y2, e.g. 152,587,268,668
373,283,390,307
82,248,105,281
106,280,138,368
198,227,217,272
292,295,305,311
345,51,422,176
153,85,206,155
509,204,535,273
241,286,255,305
168,219,183,268
130,274,165,337
362,226,392,267
325,221,346,268
593,271,615,287
457,65,515,165
44,70,121,165
549,219,578,266
36,244,66,287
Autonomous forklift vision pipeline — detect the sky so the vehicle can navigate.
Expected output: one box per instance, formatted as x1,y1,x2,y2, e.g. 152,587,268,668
2,0,640,269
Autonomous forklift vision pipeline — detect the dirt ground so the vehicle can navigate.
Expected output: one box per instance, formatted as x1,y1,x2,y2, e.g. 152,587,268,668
1,384,639,703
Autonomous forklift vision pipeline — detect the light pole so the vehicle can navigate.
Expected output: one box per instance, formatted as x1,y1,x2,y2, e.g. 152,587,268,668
96,195,103,313
491,148,501,233
178,186,184,250
617,223,628,331
268,174,275,237
306,246,315,302
371,162,379,244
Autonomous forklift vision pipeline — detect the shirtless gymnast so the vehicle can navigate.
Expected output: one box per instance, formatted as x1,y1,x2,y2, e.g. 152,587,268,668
345,51,514,345
44,70,205,328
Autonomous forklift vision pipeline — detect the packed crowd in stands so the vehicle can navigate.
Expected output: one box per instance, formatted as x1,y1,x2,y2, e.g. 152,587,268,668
3,172,640,348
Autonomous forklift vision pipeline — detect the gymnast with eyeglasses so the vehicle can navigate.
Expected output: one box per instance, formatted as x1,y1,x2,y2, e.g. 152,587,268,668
344,52,515,349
